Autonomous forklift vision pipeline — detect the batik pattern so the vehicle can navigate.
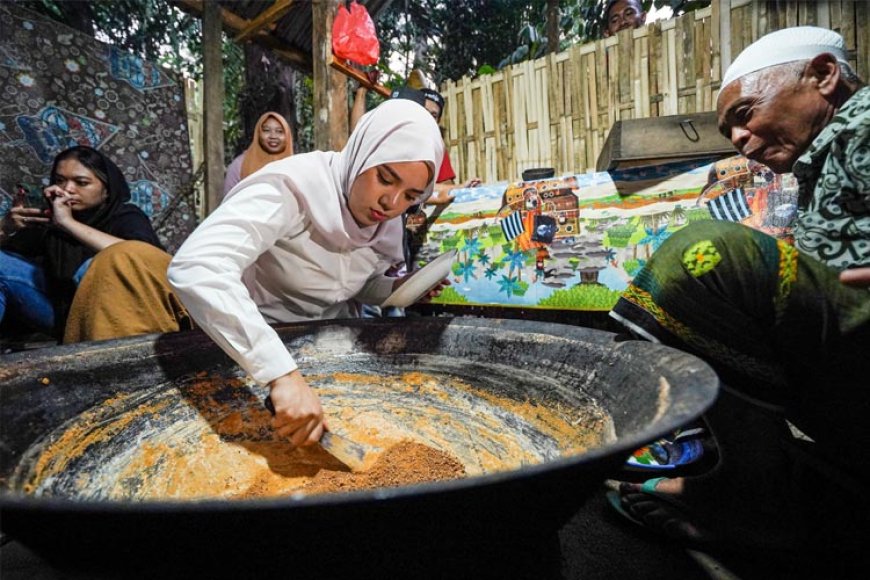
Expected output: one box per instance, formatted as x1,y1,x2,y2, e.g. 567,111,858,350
792,86,870,270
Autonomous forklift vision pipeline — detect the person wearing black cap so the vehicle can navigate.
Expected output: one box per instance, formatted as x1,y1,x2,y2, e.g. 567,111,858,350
416,87,482,203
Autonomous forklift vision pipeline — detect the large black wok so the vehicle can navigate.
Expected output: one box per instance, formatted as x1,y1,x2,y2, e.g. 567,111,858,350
0,318,718,578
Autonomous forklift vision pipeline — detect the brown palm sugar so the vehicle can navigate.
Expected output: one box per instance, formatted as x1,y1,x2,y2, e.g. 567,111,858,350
238,441,465,499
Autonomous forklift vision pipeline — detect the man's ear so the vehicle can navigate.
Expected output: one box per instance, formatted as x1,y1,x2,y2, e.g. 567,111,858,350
809,53,841,96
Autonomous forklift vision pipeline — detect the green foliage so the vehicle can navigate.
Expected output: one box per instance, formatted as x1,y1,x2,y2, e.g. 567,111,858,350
538,283,621,310
605,223,637,248
377,0,567,84
623,258,646,276
576,0,711,43
222,41,245,162
431,286,470,304
373,0,712,82
295,76,315,153
686,208,713,223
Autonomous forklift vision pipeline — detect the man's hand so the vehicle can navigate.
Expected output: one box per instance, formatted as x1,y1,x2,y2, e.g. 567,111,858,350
268,370,325,447
426,177,482,206
426,186,456,206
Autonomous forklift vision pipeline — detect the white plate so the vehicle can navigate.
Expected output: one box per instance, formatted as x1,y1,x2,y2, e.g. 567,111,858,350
381,249,457,308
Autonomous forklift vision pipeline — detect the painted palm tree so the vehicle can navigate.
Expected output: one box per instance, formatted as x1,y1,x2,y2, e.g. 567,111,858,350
505,248,526,281
484,264,499,280
671,205,687,225
477,251,491,266
460,235,481,264
497,274,521,297
457,260,476,283
638,213,669,258
637,224,671,258
604,247,618,267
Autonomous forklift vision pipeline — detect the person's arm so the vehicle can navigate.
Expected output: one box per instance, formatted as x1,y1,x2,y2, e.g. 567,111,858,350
427,177,482,205
350,86,368,133
106,206,164,249
222,155,243,197
167,182,324,446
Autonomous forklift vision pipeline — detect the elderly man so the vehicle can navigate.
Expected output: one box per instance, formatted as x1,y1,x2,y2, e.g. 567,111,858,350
603,0,646,37
606,27,869,565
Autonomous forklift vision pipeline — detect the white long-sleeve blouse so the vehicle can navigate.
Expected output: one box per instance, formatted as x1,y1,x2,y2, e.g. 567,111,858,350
167,181,397,385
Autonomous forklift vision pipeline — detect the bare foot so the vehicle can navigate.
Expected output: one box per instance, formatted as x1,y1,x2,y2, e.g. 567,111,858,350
616,477,712,543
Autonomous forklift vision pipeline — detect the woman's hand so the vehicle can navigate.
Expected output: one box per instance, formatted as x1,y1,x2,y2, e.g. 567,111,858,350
43,185,76,229
391,274,451,303
4,204,50,234
422,278,451,301
840,267,870,288
268,370,325,447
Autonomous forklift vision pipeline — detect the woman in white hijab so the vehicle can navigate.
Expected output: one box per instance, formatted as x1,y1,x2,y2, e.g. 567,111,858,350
65,99,444,447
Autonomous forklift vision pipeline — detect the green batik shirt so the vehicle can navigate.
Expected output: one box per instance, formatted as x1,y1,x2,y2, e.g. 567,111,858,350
792,85,870,270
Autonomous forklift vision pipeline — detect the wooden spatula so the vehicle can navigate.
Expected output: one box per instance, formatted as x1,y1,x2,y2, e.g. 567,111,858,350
263,394,377,471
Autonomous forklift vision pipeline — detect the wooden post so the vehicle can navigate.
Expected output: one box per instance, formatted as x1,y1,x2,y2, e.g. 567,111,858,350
202,0,225,217
312,0,348,151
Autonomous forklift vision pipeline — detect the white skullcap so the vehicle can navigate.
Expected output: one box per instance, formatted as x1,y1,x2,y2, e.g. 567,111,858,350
721,26,849,90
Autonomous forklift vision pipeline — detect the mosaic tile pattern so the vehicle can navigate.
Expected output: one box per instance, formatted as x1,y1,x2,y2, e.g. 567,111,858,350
0,4,196,252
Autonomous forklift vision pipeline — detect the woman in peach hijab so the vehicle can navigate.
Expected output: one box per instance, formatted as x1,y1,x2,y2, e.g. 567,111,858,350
222,112,294,196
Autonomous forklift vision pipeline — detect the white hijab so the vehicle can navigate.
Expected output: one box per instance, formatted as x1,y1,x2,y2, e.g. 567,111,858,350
224,99,444,264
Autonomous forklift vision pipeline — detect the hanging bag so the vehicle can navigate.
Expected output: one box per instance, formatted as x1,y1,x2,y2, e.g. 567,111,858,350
332,1,380,66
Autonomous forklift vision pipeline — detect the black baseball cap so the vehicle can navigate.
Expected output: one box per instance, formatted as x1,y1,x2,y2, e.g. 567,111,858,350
389,86,426,107
420,88,445,119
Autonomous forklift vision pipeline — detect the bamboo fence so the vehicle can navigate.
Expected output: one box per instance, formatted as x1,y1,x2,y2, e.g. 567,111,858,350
440,0,869,184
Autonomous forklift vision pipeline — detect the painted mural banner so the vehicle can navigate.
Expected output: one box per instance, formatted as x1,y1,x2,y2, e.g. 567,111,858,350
0,3,196,252
418,155,798,312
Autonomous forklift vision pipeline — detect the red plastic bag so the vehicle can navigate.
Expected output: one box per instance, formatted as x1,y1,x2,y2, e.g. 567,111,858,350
332,1,380,66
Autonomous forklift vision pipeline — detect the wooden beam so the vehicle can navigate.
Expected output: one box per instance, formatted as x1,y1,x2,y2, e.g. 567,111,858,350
329,55,392,98
312,0,348,150
202,0,225,217
174,0,310,71
234,0,295,43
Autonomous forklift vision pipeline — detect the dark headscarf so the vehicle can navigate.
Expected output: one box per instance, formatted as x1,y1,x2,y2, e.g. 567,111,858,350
3,146,145,335
41,146,132,282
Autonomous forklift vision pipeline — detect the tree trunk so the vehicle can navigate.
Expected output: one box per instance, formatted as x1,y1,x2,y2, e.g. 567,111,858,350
238,43,299,157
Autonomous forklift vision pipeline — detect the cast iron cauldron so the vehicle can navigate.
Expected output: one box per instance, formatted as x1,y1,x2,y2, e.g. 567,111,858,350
0,318,718,578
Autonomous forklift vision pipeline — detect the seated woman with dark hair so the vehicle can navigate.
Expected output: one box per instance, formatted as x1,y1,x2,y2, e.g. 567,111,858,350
0,145,162,340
